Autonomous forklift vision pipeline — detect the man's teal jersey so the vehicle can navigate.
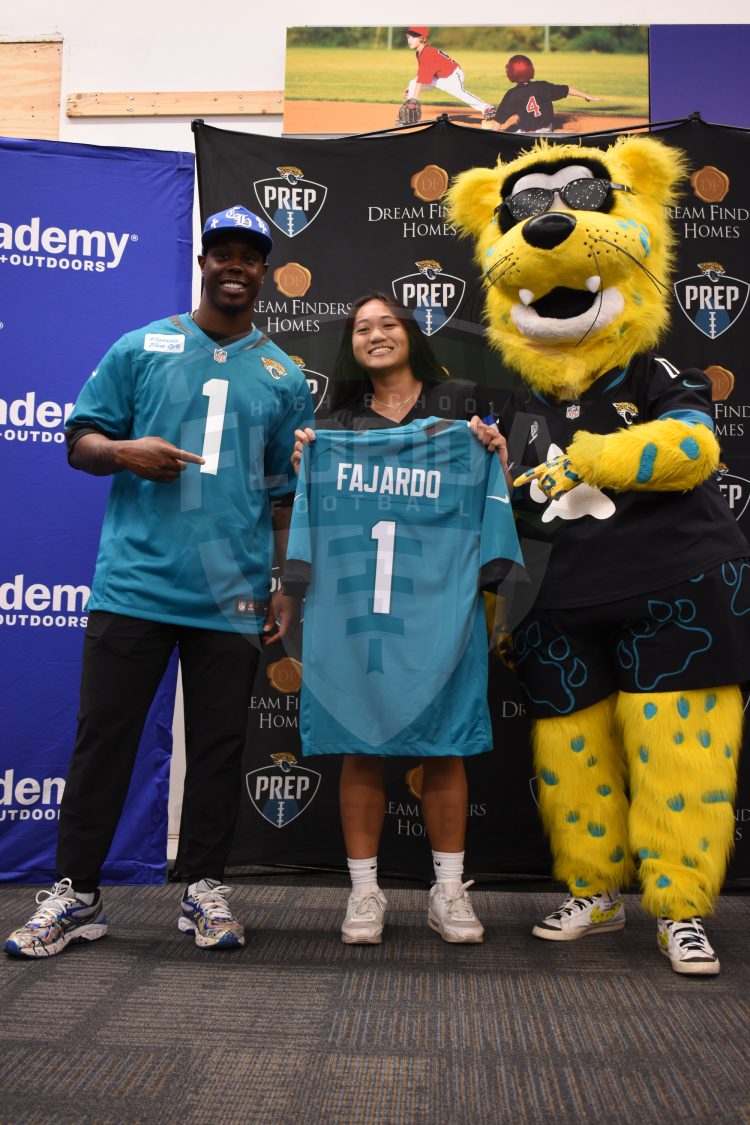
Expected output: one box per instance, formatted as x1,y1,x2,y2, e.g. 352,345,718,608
285,418,524,756
66,313,314,632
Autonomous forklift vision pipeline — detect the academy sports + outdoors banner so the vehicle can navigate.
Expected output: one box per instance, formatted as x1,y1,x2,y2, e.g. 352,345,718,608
0,136,194,883
193,118,750,885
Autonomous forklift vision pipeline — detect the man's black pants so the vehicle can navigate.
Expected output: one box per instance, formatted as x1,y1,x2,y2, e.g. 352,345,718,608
56,611,261,892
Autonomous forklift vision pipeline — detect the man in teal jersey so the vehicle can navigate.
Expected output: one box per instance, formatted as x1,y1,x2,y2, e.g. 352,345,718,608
5,206,314,959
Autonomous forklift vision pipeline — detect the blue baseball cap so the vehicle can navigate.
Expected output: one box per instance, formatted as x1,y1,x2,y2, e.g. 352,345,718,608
201,205,273,258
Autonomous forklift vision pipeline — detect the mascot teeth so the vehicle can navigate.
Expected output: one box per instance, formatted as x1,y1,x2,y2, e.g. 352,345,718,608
519,288,535,306
511,287,625,341
585,276,602,293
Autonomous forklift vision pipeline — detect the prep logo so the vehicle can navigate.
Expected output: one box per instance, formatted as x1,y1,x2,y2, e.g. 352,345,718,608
253,166,328,238
0,769,64,824
392,260,465,336
0,216,136,273
246,752,321,828
674,261,749,339
289,355,329,414
717,465,750,522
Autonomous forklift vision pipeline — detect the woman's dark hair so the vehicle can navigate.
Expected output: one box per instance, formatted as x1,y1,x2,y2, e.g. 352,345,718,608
329,292,448,413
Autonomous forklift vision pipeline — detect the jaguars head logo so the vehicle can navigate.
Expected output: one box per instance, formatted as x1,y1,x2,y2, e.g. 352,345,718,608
613,401,639,425
448,136,688,399
416,259,443,280
277,165,304,185
261,356,288,381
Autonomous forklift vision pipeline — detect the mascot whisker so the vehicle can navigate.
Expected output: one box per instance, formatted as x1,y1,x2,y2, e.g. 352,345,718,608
449,135,749,975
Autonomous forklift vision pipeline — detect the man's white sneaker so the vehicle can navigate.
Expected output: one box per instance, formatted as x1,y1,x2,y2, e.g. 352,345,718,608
428,880,484,943
341,889,387,944
532,890,625,941
657,916,720,975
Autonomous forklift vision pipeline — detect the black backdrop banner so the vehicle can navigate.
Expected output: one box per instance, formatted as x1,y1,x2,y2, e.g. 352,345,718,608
192,117,750,885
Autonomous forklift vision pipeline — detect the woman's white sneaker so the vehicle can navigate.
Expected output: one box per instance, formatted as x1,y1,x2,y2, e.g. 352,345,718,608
532,890,625,941
341,889,387,944
657,916,720,975
428,880,484,943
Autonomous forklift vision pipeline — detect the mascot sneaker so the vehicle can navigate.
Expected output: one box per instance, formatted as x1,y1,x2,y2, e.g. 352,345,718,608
178,880,245,949
532,890,625,941
428,880,484,943
657,916,720,975
4,879,107,958
341,889,387,944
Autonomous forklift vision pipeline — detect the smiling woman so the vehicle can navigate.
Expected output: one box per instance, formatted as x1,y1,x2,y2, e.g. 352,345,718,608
289,291,511,948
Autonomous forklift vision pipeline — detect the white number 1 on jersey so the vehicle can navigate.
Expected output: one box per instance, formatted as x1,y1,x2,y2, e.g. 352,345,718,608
371,520,396,615
200,378,229,475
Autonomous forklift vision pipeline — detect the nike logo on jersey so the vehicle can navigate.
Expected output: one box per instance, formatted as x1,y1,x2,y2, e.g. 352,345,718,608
487,494,510,503
683,380,706,388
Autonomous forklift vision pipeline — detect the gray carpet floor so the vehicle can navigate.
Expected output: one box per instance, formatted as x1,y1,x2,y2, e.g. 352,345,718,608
0,880,748,1124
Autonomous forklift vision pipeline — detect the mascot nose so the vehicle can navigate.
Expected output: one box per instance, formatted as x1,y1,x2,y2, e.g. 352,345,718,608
522,212,577,249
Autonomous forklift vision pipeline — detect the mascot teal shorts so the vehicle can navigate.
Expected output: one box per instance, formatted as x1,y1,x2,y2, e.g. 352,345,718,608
513,559,750,717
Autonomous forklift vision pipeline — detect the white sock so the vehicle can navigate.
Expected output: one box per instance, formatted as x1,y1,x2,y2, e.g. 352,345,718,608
432,850,464,885
347,856,379,893
73,890,97,906
187,877,222,898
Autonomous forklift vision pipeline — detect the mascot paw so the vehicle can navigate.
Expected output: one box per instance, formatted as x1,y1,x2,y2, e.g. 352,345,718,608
514,454,583,499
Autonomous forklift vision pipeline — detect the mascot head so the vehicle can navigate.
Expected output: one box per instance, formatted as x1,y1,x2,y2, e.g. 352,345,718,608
448,136,688,399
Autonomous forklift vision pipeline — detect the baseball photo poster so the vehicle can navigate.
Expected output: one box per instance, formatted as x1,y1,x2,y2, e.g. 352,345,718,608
283,25,649,135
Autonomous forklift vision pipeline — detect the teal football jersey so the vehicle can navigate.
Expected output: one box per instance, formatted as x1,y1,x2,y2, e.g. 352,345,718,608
67,313,314,632
285,418,523,755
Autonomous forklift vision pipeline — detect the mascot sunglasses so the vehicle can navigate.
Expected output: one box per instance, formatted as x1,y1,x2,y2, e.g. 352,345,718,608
501,177,635,222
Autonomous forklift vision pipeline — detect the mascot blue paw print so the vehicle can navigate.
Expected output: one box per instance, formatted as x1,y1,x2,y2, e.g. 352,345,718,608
616,597,711,689
514,621,587,714
721,559,750,616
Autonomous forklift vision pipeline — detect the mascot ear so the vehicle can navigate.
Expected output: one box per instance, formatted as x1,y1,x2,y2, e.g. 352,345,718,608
447,166,500,240
610,135,688,205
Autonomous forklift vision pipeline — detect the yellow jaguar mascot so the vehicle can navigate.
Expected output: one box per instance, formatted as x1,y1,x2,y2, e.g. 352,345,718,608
449,135,749,974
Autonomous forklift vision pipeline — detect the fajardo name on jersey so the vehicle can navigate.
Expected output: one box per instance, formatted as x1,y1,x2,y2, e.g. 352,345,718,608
674,261,749,340
246,752,321,828
0,216,135,272
337,462,441,498
253,166,327,238
1,390,74,445
392,261,466,336
0,769,64,823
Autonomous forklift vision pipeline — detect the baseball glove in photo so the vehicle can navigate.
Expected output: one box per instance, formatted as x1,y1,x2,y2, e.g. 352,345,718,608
396,99,422,126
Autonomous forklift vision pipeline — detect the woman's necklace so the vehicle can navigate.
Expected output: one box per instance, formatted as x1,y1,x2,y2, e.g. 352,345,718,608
371,383,422,410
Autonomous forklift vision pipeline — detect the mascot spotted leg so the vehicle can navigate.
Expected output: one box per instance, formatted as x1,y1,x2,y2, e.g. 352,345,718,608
449,135,750,975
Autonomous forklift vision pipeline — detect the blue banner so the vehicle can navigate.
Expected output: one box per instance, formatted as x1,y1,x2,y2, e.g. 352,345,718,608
0,135,194,883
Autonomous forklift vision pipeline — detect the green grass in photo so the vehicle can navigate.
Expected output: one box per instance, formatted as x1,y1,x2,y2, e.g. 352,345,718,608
285,47,648,118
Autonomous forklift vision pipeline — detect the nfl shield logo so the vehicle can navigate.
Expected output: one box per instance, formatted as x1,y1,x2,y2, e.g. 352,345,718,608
253,168,328,238
674,268,749,339
392,261,466,336
246,754,321,828
566,404,581,420
213,348,228,364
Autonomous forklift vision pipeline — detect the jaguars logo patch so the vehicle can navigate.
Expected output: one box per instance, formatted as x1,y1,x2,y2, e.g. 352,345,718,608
613,401,638,425
262,356,288,381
